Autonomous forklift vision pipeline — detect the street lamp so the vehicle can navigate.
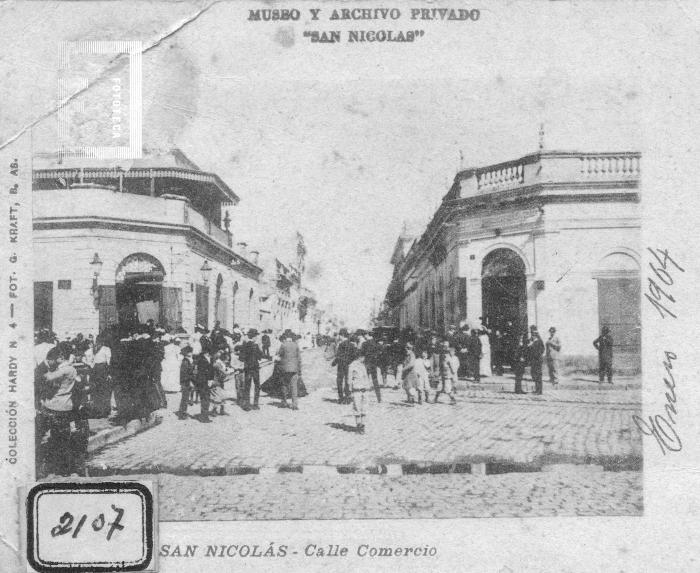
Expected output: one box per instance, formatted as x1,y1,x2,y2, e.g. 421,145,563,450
200,260,213,284
90,252,103,307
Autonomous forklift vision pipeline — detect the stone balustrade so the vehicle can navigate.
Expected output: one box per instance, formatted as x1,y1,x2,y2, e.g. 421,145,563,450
460,151,640,198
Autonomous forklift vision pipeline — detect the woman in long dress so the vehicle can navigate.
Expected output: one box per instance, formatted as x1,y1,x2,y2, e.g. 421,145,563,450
160,336,182,392
478,320,493,378
89,335,112,418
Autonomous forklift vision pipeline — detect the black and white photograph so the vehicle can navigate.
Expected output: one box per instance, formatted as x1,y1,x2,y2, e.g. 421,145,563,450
1,1,699,572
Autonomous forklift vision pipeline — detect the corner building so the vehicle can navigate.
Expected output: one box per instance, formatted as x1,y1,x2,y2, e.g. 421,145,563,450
32,149,263,337
383,150,641,371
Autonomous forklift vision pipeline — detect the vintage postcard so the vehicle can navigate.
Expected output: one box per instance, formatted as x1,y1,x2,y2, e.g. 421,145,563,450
0,1,699,571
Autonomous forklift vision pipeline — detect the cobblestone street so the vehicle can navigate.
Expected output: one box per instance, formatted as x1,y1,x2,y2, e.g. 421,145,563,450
137,469,643,521
87,349,643,519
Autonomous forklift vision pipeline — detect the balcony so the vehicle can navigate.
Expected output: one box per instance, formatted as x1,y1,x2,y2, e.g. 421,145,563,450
33,186,234,250
458,151,641,198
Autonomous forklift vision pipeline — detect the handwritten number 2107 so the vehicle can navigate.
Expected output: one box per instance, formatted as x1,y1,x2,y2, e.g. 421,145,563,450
50,505,125,541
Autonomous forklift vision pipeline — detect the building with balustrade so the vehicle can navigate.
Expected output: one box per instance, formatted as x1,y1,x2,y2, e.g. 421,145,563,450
32,149,267,338
382,149,641,371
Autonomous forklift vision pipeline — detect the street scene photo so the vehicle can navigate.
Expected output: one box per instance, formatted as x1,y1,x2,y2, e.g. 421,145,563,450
28,3,643,521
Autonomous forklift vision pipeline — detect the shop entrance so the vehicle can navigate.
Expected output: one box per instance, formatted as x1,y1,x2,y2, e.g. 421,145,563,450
114,253,166,332
481,248,527,335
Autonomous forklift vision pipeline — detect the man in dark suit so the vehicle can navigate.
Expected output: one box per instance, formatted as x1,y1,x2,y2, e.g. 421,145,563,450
361,332,382,402
177,345,195,420
467,329,483,382
195,337,215,422
527,326,545,395
276,329,302,410
238,328,264,411
332,328,355,403
593,326,614,384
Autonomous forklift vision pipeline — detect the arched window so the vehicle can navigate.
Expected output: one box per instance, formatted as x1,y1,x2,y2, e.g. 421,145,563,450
232,281,239,325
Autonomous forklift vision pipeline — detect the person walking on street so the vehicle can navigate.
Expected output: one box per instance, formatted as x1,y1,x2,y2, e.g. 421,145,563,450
194,338,215,422
276,329,302,410
593,326,614,384
361,332,382,402
212,349,232,416
401,342,419,403
545,327,561,386
36,346,80,476
239,328,263,411
528,326,545,395
512,334,527,394
435,342,458,404
414,348,431,404
177,345,195,420
348,346,370,433
331,328,355,404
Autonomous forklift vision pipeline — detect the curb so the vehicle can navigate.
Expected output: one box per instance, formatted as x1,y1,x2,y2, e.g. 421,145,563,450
87,457,641,478
87,412,163,454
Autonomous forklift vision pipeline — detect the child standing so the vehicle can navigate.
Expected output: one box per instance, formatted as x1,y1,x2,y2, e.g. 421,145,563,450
414,348,431,404
348,346,370,434
213,349,232,415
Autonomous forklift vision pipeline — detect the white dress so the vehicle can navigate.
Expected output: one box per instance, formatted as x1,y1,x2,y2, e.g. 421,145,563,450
479,332,493,377
161,342,182,392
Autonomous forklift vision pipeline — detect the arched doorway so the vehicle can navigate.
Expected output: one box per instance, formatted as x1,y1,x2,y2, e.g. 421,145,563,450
115,253,166,332
594,252,641,371
481,248,527,334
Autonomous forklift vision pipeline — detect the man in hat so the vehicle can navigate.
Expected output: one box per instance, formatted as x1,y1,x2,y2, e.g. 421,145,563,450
593,326,614,384
276,329,302,410
360,332,382,402
527,326,545,395
177,345,195,419
545,327,561,386
348,344,371,433
332,328,355,404
194,337,215,422
238,328,264,410
466,329,483,382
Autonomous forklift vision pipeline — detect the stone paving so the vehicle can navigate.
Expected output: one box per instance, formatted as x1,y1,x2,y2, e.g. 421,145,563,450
143,468,643,520
88,349,642,473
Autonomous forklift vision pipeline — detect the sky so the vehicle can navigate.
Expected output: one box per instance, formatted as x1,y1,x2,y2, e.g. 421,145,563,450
1,0,673,327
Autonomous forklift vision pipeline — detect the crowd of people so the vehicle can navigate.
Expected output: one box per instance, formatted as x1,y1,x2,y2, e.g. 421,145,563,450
34,315,616,474
323,320,615,433
33,321,311,477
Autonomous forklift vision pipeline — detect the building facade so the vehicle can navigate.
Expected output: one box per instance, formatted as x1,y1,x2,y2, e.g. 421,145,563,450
383,150,641,370
32,149,265,338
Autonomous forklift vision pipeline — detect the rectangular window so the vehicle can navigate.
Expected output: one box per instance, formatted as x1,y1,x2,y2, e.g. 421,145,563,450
57,280,72,290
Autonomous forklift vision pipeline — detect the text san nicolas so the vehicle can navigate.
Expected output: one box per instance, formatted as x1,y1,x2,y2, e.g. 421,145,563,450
160,543,438,559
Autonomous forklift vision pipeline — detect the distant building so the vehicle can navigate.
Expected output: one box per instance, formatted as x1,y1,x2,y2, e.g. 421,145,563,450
32,148,262,337
382,149,641,370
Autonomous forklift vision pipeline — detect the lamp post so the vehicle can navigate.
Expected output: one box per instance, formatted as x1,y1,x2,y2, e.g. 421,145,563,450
90,252,103,307
200,260,213,285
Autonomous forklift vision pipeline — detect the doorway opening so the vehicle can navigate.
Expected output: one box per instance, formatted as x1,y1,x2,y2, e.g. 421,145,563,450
115,253,165,332
481,248,527,335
